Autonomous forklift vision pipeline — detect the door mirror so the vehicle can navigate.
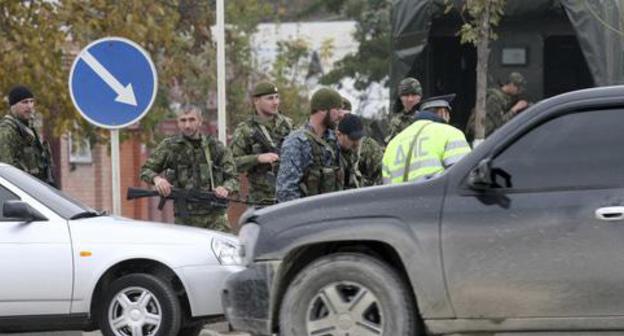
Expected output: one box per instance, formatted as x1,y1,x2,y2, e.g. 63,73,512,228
467,159,494,190
3,201,47,222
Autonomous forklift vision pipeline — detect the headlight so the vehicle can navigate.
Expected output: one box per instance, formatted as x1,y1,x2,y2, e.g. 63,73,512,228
211,237,243,265
238,222,260,266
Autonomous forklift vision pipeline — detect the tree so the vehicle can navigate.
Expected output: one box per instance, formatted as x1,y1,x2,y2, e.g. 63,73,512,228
0,1,70,136
446,0,506,143
317,0,392,91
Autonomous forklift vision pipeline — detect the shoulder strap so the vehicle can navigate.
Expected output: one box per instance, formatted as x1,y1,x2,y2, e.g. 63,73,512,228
402,121,433,182
201,136,215,190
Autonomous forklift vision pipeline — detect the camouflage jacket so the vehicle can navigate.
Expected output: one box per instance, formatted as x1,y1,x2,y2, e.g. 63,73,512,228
484,88,516,137
0,114,55,185
341,136,384,189
276,124,343,202
385,109,417,144
230,113,293,203
140,134,239,215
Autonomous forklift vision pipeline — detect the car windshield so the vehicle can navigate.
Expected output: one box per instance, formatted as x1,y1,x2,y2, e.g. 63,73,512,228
0,165,99,219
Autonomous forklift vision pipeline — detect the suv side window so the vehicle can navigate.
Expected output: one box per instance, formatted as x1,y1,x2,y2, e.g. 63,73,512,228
0,184,19,220
492,109,624,191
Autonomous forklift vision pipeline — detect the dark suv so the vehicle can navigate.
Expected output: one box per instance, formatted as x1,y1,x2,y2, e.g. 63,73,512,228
223,85,624,336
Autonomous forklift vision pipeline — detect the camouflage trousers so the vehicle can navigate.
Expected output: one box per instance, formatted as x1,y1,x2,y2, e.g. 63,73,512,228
174,212,231,233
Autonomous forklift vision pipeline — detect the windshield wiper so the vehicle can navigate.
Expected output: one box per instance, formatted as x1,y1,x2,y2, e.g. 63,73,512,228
70,210,105,220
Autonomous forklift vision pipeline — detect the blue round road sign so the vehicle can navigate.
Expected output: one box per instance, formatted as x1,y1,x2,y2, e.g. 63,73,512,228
69,37,157,129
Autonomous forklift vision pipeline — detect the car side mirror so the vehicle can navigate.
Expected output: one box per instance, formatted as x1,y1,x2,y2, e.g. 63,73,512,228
467,158,494,190
3,201,47,223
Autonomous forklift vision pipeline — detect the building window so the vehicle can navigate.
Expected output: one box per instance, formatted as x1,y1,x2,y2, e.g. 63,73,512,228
68,134,92,164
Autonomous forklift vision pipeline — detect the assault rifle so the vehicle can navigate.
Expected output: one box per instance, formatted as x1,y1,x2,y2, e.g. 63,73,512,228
127,187,228,218
252,130,280,185
252,129,280,156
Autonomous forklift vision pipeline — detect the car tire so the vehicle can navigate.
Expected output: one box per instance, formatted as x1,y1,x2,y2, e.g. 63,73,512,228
99,273,182,336
279,253,419,336
177,324,203,336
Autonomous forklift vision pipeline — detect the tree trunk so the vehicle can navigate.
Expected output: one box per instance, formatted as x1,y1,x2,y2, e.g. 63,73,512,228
473,1,491,143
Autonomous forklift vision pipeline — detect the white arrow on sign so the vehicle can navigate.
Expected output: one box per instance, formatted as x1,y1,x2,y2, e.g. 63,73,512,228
80,50,138,106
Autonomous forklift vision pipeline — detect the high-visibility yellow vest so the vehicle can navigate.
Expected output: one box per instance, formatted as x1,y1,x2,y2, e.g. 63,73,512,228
382,120,471,184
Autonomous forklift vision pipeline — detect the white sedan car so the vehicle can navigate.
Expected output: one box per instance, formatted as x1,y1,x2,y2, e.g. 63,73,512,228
0,164,243,336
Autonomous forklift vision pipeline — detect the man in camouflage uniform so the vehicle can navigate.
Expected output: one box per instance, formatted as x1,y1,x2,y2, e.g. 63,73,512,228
385,77,423,144
0,86,56,186
140,104,239,232
339,97,383,188
484,72,528,137
230,81,293,206
276,87,344,202
467,72,529,138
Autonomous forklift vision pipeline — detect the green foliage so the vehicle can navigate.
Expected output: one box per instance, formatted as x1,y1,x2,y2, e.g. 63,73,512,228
445,0,506,45
270,38,313,125
318,0,391,90
0,1,69,135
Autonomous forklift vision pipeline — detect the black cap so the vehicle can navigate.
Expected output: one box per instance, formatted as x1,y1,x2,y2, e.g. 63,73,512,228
8,85,34,106
420,93,456,112
338,114,365,141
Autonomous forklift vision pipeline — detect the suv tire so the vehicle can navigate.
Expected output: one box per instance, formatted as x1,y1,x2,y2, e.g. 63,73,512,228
99,273,182,336
279,253,419,336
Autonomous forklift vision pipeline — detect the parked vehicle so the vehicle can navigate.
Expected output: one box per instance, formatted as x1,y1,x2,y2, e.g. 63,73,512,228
0,164,242,336
223,85,624,335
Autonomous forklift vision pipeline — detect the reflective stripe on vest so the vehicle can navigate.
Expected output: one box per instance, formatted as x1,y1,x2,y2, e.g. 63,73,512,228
382,120,471,184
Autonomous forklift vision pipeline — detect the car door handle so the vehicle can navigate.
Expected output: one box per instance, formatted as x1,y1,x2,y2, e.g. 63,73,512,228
595,206,624,221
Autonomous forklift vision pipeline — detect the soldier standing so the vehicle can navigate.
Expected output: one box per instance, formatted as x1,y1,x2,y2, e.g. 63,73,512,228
276,87,344,202
336,113,365,189
230,82,293,206
339,97,383,188
0,86,56,186
140,104,239,232
385,77,423,143
467,72,528,138
484,72,528,137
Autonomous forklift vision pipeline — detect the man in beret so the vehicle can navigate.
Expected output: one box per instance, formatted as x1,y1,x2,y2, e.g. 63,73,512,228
385,77,424,144
229,81,293,206
276,87,344,202
339,97,383,188
0,85,56,186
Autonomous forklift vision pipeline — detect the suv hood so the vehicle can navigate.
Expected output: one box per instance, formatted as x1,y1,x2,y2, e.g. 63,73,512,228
243,177,446,232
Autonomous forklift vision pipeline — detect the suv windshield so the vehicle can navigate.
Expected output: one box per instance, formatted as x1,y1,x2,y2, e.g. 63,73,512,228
0,165,98,219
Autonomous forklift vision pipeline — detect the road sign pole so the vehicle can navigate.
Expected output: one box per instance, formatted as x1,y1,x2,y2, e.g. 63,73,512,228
69,37,157,217
111,129,121,216
217,0,227,143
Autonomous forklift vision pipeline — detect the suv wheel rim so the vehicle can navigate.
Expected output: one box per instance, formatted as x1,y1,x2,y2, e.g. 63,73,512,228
306,281,383,336
108,286,163,336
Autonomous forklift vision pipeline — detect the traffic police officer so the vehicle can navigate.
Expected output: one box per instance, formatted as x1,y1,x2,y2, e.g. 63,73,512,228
140,104,239,232
230,81,293,205
383,94,470,184
0,86,56,186
276,87,343,202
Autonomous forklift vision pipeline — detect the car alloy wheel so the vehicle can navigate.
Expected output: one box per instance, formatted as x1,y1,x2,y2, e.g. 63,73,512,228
306,281,383,336
108,286,163,336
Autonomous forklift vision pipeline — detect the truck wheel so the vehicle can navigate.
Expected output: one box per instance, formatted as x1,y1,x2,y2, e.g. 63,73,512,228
279,253,419,336
99,273,182,336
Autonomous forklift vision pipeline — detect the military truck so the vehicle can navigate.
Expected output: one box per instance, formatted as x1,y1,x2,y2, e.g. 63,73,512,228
223,85,624,335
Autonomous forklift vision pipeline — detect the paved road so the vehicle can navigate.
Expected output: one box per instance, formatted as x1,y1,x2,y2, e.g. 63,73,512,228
4,323,250,336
